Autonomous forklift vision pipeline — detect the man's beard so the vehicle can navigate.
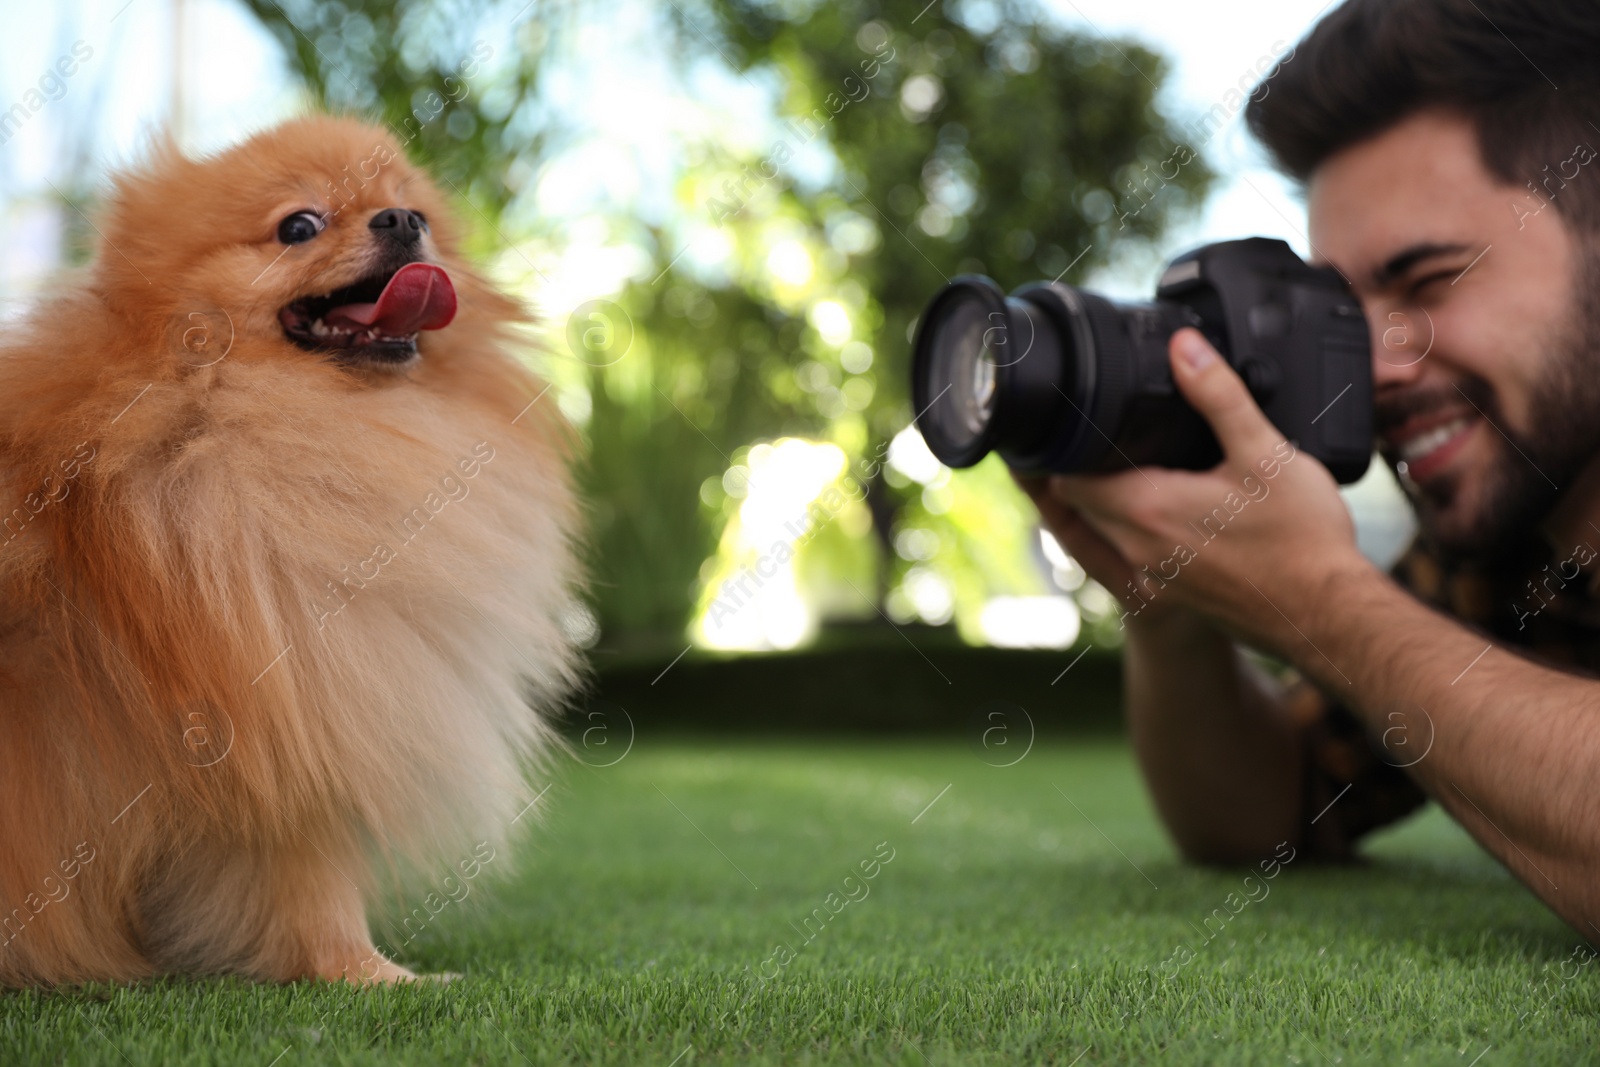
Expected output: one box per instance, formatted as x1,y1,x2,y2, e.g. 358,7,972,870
1381,259,1600,564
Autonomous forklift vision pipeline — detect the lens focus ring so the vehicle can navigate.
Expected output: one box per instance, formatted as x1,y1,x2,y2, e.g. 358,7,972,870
1075,291,1134,471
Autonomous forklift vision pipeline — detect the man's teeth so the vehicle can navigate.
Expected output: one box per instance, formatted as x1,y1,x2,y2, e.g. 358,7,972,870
1398,417,1472,463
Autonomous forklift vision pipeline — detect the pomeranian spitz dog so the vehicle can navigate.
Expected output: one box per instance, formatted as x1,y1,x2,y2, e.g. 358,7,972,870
0,117,580,985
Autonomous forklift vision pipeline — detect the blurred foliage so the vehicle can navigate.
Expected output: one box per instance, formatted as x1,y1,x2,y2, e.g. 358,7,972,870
707,0,1209,369
240,0,1213,644
239,0,557,204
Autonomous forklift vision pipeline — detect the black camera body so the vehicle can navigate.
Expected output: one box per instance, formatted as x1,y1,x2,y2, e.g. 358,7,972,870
911,238,1374,484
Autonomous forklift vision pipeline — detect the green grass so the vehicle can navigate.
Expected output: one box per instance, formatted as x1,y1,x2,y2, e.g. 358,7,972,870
5,739,1596,1065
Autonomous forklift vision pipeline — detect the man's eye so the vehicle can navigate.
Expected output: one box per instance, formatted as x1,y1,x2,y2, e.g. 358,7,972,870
1408,272,1453,301
1403,284,1427,304
277,211,325,245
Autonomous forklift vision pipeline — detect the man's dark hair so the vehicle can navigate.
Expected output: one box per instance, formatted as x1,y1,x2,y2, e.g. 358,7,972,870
1246,0,1600,228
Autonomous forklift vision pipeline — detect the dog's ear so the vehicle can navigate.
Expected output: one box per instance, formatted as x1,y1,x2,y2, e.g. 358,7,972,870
96,132,204,292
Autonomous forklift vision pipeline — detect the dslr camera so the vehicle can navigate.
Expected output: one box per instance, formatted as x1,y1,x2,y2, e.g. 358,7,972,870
910,238,1373,484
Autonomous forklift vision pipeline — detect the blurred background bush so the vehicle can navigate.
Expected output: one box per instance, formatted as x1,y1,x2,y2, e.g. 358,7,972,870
0,0,1415,715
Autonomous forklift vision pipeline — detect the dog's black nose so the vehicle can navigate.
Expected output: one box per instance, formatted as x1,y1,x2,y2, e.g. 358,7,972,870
369,208,427,245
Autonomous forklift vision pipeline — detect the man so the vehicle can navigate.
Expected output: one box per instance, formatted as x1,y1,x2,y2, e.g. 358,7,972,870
1024,0,1600,935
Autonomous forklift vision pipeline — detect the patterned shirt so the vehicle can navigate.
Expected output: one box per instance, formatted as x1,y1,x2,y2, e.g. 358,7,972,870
1293,532,1600,857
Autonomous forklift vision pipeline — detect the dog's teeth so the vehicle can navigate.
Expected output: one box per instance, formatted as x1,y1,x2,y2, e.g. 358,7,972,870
310,319,329,337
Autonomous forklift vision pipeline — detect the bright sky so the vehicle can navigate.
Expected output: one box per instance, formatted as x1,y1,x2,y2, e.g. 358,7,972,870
0,0,298,303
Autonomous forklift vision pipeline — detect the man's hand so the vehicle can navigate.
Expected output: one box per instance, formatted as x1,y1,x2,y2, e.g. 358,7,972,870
1020,336,1600,937
1032,328,1376,657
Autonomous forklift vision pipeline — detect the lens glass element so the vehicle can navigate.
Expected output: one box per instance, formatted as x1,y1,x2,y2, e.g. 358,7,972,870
929,294,1003,452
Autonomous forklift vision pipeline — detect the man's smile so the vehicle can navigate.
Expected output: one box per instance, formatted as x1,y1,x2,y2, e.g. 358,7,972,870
1383,409,1481,483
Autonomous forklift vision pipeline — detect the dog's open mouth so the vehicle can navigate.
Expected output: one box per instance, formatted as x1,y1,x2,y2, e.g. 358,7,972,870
279,262,457,364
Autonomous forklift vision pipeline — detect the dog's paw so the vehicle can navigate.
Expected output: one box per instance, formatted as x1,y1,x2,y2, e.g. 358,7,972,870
321,952,417,985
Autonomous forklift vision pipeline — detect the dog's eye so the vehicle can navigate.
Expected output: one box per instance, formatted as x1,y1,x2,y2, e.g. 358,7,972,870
277,211,325,245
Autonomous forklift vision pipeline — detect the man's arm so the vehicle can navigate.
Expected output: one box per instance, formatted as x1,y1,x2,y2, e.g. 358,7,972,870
1051,328,1600,934
1123,611,1304,862
1290,561,1600,934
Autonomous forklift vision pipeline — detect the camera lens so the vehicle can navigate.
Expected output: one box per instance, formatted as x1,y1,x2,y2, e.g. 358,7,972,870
916,280,1004,464
942,301,998,443
913,277,1068,469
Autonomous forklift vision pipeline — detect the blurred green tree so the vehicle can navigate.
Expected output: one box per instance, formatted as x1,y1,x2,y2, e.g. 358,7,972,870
238,0,1213,646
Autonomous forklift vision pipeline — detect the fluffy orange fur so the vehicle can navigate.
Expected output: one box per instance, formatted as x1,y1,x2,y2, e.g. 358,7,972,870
0,117,580,985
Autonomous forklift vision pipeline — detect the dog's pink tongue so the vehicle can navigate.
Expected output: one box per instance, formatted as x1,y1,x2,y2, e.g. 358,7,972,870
324,264,457,334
